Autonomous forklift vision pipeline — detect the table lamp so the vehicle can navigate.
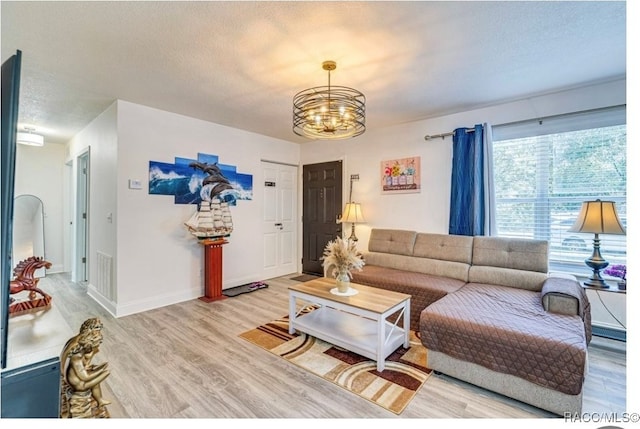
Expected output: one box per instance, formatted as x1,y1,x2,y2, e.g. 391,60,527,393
568,199,626,288
341,202,365,241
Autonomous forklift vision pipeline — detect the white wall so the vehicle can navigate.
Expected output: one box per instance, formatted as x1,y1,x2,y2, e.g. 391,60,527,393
66,102,119,312
14,143,66,273
115,100,299,316
300,78,627,252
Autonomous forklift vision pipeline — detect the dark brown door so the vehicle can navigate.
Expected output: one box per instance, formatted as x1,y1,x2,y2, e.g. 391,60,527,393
302,161,343,275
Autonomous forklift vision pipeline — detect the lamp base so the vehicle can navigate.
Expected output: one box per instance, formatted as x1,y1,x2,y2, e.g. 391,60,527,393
583,235,610,289
348,223,358,241
583,278,610,289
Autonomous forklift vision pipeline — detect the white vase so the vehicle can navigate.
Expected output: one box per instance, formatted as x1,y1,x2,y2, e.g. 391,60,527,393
336,270,350,293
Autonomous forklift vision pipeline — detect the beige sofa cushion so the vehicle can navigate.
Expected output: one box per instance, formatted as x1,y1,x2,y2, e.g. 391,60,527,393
368,229,416,256
472,236,549,273
413,233,474,264
364,251,470,282
469,236,549,291
468,266,548,291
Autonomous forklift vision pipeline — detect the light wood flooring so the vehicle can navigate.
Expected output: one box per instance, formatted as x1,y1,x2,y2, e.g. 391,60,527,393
41,273,626,418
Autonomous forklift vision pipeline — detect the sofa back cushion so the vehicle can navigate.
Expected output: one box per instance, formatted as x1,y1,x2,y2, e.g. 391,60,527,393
468,267,548,291
472,236,549,272
413,233,474,264
364,251,470,282
469,236,549,291
368,229,416,256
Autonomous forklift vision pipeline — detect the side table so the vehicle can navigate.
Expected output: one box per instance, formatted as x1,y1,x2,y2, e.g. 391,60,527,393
582,283,626,341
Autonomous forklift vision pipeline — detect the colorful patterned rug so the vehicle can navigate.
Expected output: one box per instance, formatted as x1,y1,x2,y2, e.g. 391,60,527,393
239,308,431,414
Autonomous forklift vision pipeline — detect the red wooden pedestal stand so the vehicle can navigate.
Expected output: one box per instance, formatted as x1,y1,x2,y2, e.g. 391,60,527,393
199,238,228,302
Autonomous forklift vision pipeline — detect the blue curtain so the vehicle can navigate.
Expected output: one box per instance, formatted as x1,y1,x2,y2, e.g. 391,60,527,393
449,124,485,236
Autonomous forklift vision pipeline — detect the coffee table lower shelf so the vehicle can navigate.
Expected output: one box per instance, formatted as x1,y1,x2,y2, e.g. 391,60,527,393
290,306,406,371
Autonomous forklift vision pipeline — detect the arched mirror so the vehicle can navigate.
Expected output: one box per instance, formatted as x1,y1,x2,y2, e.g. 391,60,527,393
12,194,46,278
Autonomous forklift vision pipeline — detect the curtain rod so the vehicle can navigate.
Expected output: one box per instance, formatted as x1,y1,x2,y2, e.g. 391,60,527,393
423,105,626,141
424,128,474,141
491,104,626,129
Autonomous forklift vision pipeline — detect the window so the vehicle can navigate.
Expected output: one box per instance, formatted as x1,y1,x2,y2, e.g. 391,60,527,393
492,106,626,271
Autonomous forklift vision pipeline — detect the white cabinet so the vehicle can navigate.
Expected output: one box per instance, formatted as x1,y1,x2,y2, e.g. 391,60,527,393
1,305,73,417
583,286,626,341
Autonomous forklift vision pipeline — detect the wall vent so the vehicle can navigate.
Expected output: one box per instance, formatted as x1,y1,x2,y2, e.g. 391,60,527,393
96,251,115,301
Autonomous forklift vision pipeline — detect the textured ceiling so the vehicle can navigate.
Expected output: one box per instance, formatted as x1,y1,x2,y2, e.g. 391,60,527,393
1,1,627,145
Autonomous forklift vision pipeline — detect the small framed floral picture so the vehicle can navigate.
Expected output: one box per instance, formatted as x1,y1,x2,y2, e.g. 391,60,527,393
381,156,420,194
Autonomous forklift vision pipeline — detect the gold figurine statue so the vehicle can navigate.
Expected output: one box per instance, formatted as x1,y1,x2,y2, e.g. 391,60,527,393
60,317,111,418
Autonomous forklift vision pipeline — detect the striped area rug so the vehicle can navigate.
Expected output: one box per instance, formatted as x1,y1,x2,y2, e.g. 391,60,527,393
239,307,431,414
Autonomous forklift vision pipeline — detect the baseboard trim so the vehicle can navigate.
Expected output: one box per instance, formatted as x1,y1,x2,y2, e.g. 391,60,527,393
592,325,626,342
87,283,117,317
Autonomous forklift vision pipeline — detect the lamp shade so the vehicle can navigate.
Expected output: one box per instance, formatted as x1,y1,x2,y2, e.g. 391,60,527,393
341,203,365,224
568,199,625,235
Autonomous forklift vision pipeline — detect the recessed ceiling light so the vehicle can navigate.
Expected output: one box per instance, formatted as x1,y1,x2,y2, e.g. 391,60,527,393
16,127,44,146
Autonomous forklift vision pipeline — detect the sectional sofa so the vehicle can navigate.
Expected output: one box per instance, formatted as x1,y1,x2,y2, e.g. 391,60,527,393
349,228,591,416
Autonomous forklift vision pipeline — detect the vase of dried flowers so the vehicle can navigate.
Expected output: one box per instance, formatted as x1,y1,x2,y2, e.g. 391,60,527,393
321,236,365,293
335,269,351,293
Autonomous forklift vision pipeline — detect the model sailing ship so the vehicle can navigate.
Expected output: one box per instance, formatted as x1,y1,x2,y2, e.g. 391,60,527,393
185,198,233,239
184,161,234,239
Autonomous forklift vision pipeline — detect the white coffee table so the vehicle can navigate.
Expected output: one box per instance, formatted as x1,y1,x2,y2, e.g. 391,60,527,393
288,277,411,372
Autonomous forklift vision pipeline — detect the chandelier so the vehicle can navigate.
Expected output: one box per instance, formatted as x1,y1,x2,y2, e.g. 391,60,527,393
293,61,365,140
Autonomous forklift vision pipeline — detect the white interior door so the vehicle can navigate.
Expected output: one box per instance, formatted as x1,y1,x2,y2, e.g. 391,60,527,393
262,161,297,278
74,150,89,282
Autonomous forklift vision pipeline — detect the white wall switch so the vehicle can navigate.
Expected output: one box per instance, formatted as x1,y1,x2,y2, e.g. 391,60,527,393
129,179,143,190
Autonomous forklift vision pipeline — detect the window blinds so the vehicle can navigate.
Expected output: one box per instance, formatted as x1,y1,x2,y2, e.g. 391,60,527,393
492,106,626,266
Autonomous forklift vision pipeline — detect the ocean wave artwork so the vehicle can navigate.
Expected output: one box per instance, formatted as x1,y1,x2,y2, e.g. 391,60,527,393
149,152,253,206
